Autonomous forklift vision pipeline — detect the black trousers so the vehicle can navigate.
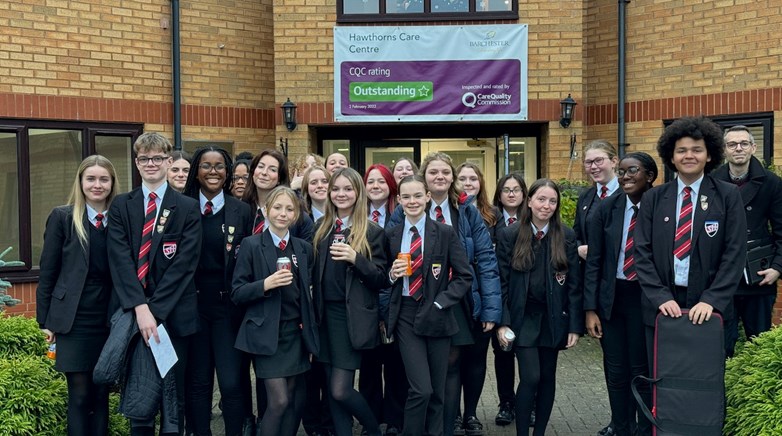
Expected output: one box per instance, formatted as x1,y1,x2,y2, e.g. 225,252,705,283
359,340,408,429
490,334,516,405
724,293,775,357
396,299,451,436
601,280,651,436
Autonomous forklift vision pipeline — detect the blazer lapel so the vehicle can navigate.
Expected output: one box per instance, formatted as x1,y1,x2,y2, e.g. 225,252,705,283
611,195,626,257
659,183,677,265
317,234,330,285
691,179,716,248
81,210,91,265
424,218,437,280
389,225,403,259
260,231,278,276
224,200,239,270
149,187,178,265
127,188,145,257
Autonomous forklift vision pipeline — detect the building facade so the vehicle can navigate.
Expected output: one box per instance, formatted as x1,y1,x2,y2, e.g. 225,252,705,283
2,0,781,318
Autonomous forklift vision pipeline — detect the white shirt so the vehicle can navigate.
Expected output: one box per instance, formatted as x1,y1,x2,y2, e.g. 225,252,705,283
673,175,704,287
531,222,550,238
429,199,453,226
269,230,290,249
86,204,108,228
141,182,168,230
401,215,426,297
199,191,225,215
312,207,325,223
596,177,620,199
369,204,387,228
502,209,518,226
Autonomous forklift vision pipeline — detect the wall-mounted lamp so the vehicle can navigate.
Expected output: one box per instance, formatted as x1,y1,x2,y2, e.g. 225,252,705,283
281,98,297,131
559,94,577,128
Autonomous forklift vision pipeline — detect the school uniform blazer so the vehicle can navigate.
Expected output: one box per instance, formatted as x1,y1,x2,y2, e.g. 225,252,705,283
496,223,584,349
634,175,747,327
107,186,202,337
36,205,112,334
312,222,389,350
218,196,253,291
385,218,473,337
231,231,318,357
712,157,782,296
583,194,630,320
573,186,598,247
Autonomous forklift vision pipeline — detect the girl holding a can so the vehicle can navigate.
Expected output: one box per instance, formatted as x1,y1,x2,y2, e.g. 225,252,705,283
311,167,389,436
386,174,472,436
495,178,583,436
182,146,253,436
232,186,318,436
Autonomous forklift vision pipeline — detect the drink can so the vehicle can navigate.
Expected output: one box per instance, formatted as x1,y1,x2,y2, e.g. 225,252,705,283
501,329,516,352
332,233,346,245
397,253,412,276
276,257,292,271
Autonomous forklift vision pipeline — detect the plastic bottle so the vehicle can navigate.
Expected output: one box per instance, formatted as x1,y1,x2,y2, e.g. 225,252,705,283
46,343,56,360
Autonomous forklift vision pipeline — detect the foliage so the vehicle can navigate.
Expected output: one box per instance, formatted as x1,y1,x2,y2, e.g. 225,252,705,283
724,326,782,435
0,315,48,359
556,179,590,228
0,355,68,436
0,247,24,311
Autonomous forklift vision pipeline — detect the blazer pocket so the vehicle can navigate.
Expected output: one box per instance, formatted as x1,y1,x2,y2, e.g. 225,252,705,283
247,316,266,327
52,285,67,300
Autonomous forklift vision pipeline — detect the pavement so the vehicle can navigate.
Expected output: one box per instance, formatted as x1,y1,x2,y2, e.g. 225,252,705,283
210,336,610,435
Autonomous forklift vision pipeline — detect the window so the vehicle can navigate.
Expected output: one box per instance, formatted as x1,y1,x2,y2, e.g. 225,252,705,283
337,0,517,22
0,119,143,281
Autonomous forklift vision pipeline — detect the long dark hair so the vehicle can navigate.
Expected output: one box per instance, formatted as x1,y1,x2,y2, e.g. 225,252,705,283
511,178,568,272
242,148,290,207
183,146,234,199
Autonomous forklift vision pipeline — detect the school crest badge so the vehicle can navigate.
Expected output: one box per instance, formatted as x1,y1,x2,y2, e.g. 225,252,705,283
705,221,719,237
292,254,299,268
555,272,566,286
163,241,177,259
432,263,442,280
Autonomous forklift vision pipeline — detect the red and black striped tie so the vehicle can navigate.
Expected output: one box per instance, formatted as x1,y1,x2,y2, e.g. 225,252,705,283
137,192,157,288
600,186,609,199
673,187,693,260
408,225,423,301
252,207,264,235
434,205,445,224
623,205,638,280
371,210,380,223
507,217,517,225
203,201,213,216
335,218,343,234
95,213,104,230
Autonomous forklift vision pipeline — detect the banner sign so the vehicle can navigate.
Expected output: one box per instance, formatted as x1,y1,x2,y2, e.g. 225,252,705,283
334,24,528,123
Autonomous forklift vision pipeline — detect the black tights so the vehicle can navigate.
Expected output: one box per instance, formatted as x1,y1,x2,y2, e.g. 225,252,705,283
461,334,490,418
443,345,462,436
514,346,559,436
326,365,381,436
259,376,303,436
66,371,109,436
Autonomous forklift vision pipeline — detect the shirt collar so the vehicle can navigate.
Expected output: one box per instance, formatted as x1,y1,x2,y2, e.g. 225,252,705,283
625,195,639,211
199,191,225,214
269,230,290,248
370,204,387,216
404,215,427,234
676,174,704,196
502,208,517,222
335,215,352,229
531,222,550,236
597,177,620,197
312,207,324,222
85,204,107,222
142,182,168,202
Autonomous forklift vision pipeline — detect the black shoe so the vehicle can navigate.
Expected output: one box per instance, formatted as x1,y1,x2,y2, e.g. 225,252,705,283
495,401,514,426
529,409,536,427
453,415,466,436
385,426,400,436
598,424,616,436
463,416,484,436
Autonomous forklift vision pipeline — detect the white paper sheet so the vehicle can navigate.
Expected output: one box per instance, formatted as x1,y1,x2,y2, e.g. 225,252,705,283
149,324,178,378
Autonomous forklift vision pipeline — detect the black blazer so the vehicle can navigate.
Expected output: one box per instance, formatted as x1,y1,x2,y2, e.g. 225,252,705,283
107,185,202,337
385,218,473,337
712,157,782,296
217,196,253,290
634,175,747,326
496,223,583,349
231,231,318,357
583,193,632,320
36,205,112,334
312,222,389,350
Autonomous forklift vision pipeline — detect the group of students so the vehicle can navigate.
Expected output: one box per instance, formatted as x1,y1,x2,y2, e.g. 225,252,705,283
35,115,780,436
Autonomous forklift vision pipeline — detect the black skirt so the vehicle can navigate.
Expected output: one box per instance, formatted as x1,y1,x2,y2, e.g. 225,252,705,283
253,320,310,378
318,301,362,370
55,281,110,373
516,307,553,349
450,299,475,347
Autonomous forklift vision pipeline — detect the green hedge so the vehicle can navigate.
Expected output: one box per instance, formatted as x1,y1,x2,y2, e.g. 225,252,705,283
0,315,129,436
725,326,782,435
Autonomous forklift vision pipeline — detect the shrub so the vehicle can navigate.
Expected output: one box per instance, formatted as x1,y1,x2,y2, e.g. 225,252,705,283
724,326,782,435
0,315,48,359
0,355,68,436
556,179,589,228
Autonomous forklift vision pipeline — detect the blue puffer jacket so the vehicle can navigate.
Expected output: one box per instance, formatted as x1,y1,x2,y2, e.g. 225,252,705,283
388,196,501,324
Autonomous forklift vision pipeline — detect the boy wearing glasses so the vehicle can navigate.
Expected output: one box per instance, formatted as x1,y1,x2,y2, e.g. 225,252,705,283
634,116,746,362
108,132,202,435
712,125,782,357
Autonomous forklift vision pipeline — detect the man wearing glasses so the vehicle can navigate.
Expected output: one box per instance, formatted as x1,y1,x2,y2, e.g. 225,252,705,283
108,132,202,435
712,125,782,357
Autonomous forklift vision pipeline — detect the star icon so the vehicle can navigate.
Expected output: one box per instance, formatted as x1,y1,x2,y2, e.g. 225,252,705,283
417,85,430,97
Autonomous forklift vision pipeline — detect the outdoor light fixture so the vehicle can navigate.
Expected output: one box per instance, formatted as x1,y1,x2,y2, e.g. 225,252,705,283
281,98,297,131
559,94,577,128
